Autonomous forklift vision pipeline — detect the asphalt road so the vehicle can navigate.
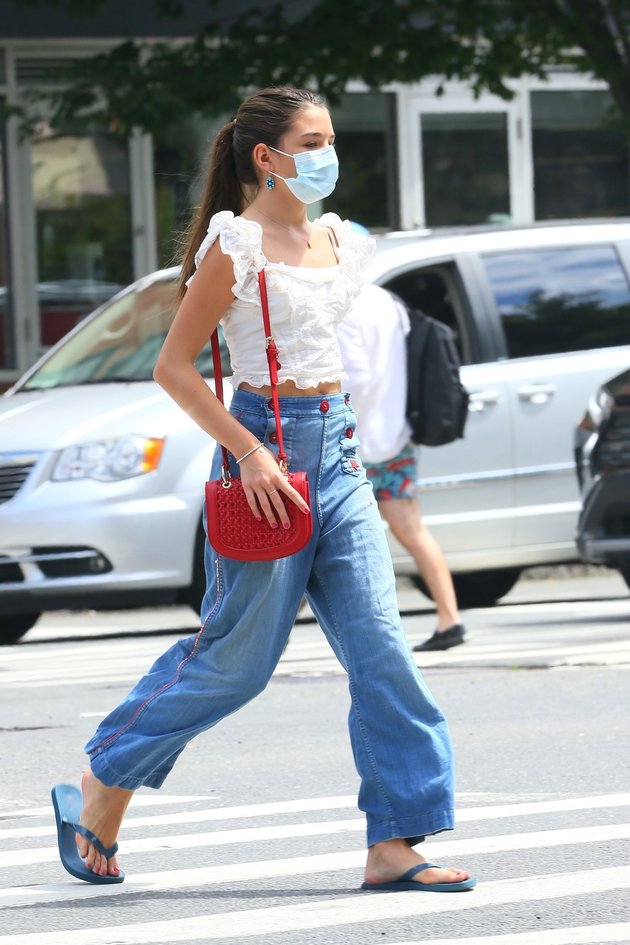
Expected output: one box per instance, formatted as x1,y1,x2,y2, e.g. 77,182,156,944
1,567,629,944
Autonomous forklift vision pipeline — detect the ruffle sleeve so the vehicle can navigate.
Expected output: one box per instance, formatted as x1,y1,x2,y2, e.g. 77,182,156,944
185,210,266,303
316,212,376,301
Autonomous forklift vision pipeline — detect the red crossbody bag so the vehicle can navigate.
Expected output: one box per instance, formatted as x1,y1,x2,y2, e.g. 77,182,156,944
205,269,313,561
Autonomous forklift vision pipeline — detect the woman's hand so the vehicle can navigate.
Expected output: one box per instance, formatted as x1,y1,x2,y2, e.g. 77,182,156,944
239,447,310,529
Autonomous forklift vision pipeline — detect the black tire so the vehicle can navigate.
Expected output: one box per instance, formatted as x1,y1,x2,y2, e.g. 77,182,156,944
411,567,522,609
0,612,42,645
179,523,206,616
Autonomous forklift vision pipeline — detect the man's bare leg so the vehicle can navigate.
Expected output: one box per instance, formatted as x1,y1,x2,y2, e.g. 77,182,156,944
378,497,460,629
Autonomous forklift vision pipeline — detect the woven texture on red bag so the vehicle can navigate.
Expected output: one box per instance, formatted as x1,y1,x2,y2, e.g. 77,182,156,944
205,472,312,561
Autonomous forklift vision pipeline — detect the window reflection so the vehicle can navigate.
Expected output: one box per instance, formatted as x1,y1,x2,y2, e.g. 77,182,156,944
482,246,630,358
324,92,396,231
422,112,510,226
153,115,217,269
532,91,630,219
152,94,397,257
21,276,228,390
32,127,133,350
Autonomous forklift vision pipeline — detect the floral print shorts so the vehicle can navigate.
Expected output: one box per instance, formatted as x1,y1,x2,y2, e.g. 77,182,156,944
365,442,417,502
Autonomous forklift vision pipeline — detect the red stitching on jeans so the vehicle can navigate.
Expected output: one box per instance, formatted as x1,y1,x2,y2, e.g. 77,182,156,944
90,556,223,756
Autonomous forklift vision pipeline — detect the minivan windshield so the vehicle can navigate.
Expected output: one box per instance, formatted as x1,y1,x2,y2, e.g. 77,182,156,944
20,276,225,389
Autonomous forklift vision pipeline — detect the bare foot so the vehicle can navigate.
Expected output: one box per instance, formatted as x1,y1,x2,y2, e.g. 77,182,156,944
76,770,134,878
364,838,471,887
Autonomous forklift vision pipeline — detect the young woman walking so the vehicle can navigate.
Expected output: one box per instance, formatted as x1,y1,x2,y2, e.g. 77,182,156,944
52,85,475,894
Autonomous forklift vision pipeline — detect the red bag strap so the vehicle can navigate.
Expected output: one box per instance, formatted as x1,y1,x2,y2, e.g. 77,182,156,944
210,267,287,473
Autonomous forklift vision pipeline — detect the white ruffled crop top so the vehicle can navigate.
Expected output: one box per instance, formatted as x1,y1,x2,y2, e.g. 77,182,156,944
186,210,375,389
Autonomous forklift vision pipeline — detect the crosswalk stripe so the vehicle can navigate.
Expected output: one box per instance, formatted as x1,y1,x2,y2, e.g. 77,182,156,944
0,642,166,662
1,821,630,908
474,599,627,616
456,792,630,821
1,866,629,944
2,672,160,689
0,794,215,819
0,794,357,839
415,642,630,665
0,794,630,848
0,818,364,868
386,925,630,945
6,642,630,688
4,610,630,687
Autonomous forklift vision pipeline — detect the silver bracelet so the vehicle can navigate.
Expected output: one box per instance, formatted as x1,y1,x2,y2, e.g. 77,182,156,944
235,442,264,465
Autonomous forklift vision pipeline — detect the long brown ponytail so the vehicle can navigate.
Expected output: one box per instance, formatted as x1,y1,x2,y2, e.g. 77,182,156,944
178,86,328,298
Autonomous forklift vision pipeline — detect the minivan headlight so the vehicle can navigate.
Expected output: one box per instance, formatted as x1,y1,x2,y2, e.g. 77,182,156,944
52,436,164,482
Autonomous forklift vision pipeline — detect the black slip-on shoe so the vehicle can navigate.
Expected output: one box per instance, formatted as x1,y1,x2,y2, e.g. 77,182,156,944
413,624,466,652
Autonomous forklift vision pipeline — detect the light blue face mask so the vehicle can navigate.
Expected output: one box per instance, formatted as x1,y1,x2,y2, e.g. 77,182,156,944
269,144,339,204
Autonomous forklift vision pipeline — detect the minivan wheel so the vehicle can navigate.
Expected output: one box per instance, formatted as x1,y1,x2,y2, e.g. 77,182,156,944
1,613,42,645
411,568,522,609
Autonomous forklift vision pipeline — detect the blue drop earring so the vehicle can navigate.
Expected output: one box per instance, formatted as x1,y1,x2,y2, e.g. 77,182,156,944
266,176,275,190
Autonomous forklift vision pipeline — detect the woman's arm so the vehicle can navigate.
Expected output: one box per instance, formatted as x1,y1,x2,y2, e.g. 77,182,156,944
154,241,248,453
154,242,309,526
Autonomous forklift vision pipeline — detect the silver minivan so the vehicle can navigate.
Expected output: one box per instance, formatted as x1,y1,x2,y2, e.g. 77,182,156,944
1,219,630,642
372,220,630,606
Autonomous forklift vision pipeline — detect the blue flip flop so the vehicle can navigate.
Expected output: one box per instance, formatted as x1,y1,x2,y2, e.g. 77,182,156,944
51,783,124,885
361,862,476,892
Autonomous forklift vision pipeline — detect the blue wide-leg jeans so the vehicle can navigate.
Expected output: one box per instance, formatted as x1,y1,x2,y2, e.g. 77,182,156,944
85,391,455,846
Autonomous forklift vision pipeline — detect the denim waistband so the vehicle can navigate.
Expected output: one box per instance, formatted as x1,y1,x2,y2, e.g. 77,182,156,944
230,388,352,418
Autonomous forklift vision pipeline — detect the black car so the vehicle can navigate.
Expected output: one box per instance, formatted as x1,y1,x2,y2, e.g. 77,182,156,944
575,367,630,590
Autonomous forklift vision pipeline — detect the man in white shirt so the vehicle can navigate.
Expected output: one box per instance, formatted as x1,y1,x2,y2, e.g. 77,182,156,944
338,282,466,652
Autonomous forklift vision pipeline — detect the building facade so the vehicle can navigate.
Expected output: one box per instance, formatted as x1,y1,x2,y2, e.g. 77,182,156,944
1,14,629,383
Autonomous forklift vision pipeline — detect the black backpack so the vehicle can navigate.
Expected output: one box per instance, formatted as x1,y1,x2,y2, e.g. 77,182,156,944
405,307,470,447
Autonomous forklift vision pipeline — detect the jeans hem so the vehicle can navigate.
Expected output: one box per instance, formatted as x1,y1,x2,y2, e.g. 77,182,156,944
89,754,155,792
366,809,455,847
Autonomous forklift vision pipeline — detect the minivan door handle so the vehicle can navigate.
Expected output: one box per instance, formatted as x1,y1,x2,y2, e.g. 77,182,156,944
518,383,557,404
468,390,500,412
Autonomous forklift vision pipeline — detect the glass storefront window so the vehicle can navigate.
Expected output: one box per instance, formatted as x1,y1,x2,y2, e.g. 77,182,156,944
325,92,397,232
0,110,11,370
152,93,397,256
32,127,133,349
532,90,630,220
421,112,510,227
153,115,221,270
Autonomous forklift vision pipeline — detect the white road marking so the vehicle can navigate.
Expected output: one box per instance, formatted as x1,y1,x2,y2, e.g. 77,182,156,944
1,867,629,944
0,817,365,868
386,925,630,945
2,792,629,860
1,820,630,908
0,794,357,839
3,598,630,689
0,794,216,819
